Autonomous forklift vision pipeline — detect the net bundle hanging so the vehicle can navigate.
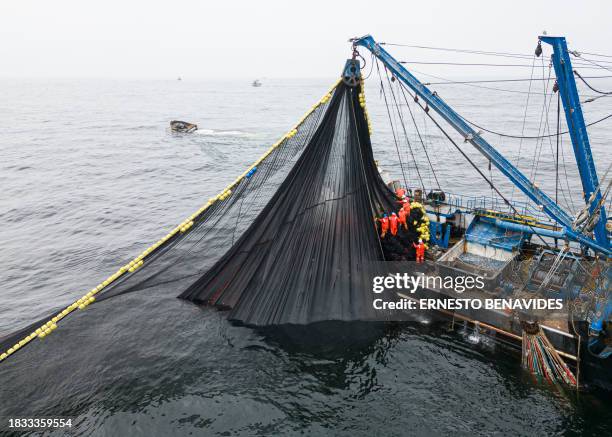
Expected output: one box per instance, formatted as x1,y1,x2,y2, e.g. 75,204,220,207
180,79,399,325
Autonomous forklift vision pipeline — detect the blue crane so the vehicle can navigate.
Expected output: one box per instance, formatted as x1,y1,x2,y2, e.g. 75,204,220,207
540,36,609,248
353,35,610,257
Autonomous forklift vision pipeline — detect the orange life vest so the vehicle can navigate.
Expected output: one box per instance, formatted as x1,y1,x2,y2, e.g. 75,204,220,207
402,201,411,215
380,217,389,232
398,208,407,226
389,215,399,236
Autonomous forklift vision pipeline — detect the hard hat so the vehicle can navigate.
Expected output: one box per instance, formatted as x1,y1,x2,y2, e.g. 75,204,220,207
383,213,388,217
392,212,397,216
419,239,423,243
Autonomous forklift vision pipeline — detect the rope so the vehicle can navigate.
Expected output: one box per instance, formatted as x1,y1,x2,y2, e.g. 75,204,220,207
574,70,612,95
394,79,555,251
351,83,385,259
529,65,554,183
572,50,612,59
401,68,612,139
559,130,577,213
381,63,425,190
423,75,612,85
379,42,536,60
570,51,612,74
556,92,560,206
374,60,410,190
510,54,537,203
400,61,561,68
397,80,442,190
460,111,612,139
543,89,574,215
528,56,551,183
522,327,577,386
409,67,554,97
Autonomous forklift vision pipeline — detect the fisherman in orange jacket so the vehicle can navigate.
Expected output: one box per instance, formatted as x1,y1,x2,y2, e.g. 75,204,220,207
396,187,406,199
413,239,426,263
378,214,389,238
398,207,408,230
402,198,411,216
389,212,399,236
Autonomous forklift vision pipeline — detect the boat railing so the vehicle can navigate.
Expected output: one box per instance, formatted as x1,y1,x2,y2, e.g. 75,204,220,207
438,192,553,223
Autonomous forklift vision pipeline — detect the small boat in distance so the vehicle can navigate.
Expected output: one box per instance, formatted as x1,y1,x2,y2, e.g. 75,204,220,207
170,120,197,133
252,79,262,87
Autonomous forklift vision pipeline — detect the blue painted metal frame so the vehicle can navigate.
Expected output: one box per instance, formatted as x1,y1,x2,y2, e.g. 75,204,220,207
428,221,451,249
353,35,610,256
466,216,525,251
540,36,609,248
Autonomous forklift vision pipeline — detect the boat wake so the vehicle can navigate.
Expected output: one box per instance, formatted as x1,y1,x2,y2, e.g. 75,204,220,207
196,129,255,137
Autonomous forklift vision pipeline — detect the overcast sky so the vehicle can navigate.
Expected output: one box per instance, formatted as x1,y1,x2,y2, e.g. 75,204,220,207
1,1,611,79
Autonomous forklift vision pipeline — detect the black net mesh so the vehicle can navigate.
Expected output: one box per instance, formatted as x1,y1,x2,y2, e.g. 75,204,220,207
96,89,334,303
0,77,428,359
0,82,336,354
179,81,398,325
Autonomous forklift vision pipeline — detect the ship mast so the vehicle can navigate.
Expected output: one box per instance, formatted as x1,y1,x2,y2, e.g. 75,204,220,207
540,36,609,249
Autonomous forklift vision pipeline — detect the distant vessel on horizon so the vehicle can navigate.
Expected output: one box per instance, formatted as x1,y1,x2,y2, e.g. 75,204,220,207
252,79,262,87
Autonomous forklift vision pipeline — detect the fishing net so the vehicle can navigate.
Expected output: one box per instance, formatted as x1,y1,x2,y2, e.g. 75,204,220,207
179,80,398,325
0,80,336,356
522,325,577,386
0,74,428,361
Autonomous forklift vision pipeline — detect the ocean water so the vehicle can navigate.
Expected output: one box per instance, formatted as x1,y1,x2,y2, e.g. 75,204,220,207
0,76,610,436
